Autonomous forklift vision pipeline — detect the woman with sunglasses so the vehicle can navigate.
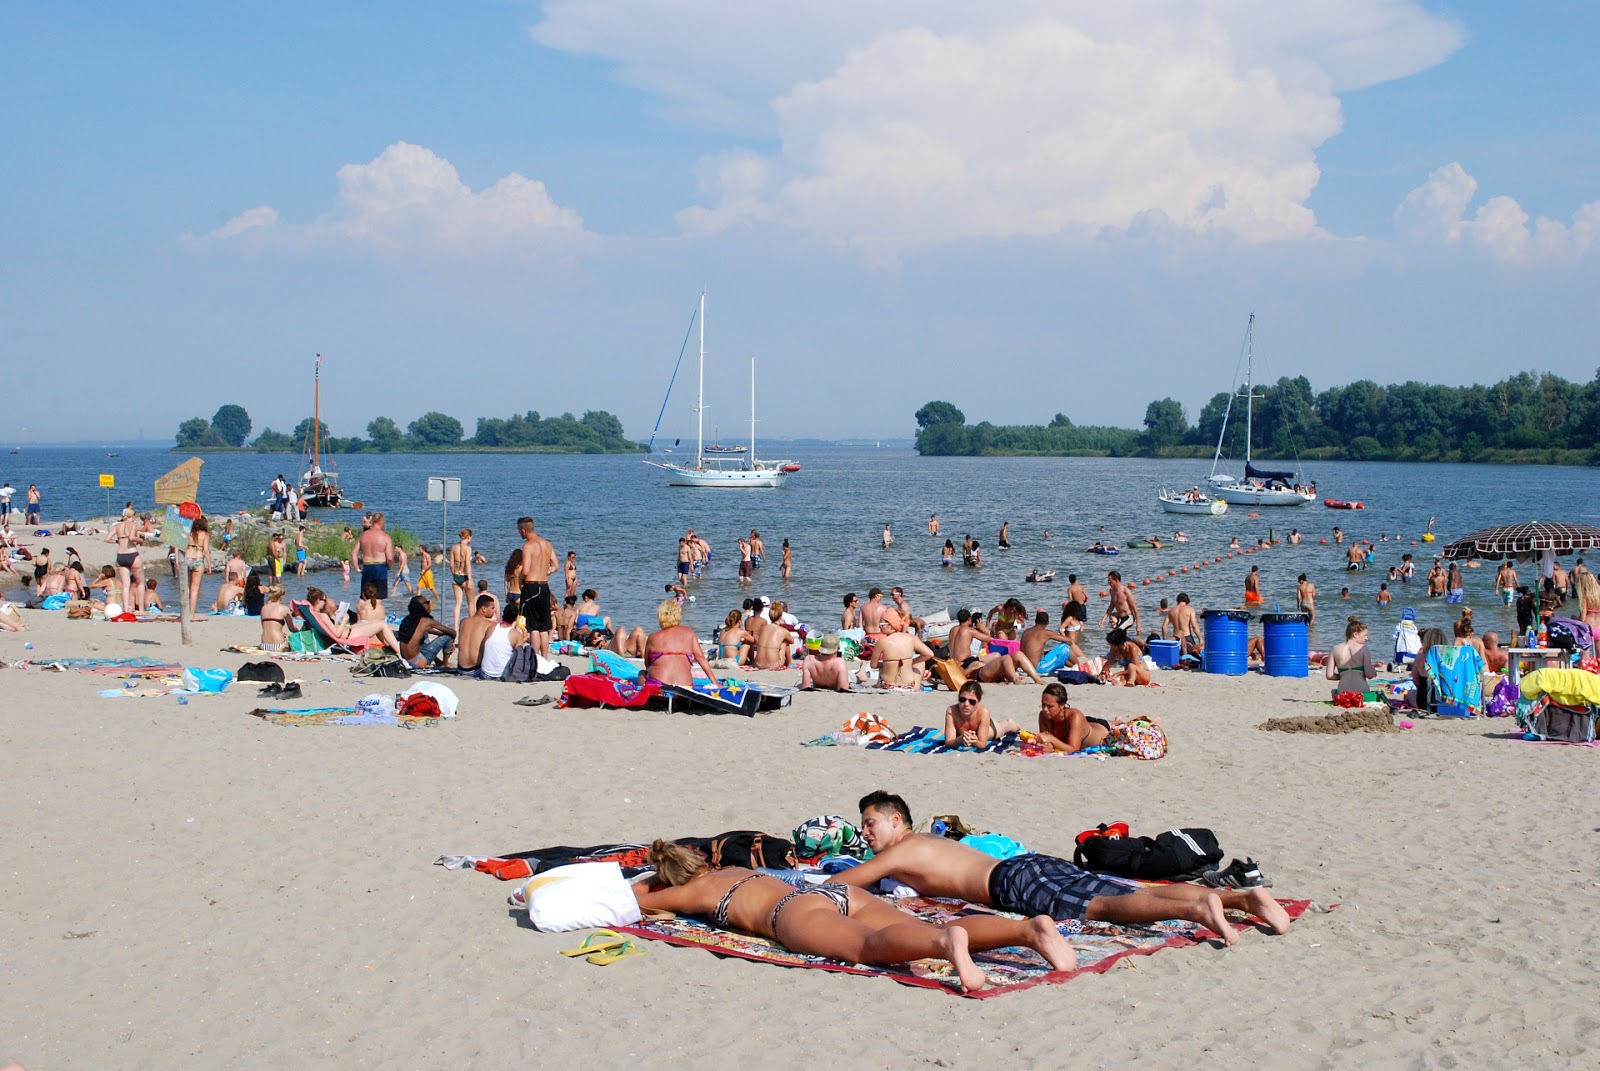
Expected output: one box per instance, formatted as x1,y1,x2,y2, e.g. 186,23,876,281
942,681,1022,748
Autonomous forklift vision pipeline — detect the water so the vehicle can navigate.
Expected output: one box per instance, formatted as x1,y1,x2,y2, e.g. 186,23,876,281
7,446,1598,646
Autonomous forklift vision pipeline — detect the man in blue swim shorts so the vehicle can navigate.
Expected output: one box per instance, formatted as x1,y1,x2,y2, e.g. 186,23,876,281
834,791,1292,944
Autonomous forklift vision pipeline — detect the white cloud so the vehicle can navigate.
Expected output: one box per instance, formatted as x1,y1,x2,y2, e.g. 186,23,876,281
198,142,588,255
1395,162,1600,264
534,1,1463,251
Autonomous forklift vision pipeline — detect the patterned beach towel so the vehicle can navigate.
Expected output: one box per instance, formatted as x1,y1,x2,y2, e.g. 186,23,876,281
246,706,447,727
616,894,1315,998
866,726,1025,755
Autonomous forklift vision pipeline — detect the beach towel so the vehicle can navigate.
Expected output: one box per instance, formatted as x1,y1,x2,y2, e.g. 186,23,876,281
1036,643,1074,675
247,706,447,727
656,678,795,716
867,726,1025,755
558,672,659,709
589,649,644,681
614,893,1316,999
1424,644,1486,715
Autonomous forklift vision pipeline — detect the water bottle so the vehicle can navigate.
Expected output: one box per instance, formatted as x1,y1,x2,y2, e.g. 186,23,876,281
931,819,948,837
1526,626,1536,649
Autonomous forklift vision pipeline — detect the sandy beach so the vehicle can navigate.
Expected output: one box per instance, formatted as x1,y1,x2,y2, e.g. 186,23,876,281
3,525,1597,1070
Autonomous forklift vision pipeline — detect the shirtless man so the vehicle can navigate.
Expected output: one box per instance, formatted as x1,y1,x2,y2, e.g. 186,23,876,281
1482,631,1509,674
224,549,249,587
860,588,889,637
871,628,936,689
998,521,1011,549
676,538,693,583
1494,561,1518,605
353,514,394,599
517,515,558,660
1296,574,1316,624
392,542,413,596
564,550,579,600
751,605,794,669
1244,565,1263,605
748,530,766,565
799,633,852,691
737,538,754,583
294,526,308,577
839,791,1290,943
1332,526,1344,545
1161,592,1202,656
1036,681,1112,753
942,681,1021,746
1067,573,1089,612
449,529,476,631
928,514,939,537
840,592,859,630
1099,570,1140,632
1426,561,1447,598
946,608,989,666
259,586,291,652
455,594,498,672
1346,542,1365,571
889,587,924,635
1020,610,1070,668
882,524,893,549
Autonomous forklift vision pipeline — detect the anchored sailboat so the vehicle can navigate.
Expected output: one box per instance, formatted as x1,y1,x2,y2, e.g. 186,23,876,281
1204,315,1314,508
298,354,345,508
645,293,796,488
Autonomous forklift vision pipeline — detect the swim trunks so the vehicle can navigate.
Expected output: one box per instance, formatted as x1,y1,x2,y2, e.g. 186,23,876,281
361,563,389,600
296,548,307,562
738,560,752,579
521,581,553,632
678,561,690,576
987,853,1138,920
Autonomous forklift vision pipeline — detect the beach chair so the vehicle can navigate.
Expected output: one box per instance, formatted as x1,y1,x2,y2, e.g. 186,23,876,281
292,600,377,654
1516,667,1600,743
1424,642,1486,717
1393,608,1421,668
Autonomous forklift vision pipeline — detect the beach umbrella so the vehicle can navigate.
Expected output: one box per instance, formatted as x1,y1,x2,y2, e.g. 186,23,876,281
1440,521,1600,562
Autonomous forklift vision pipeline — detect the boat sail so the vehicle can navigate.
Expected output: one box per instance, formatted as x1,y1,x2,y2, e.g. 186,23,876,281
298,354,345,508
1204,315,1314,508
645,293,796,488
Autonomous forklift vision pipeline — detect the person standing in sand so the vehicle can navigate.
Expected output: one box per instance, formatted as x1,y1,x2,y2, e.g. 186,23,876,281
184,515,212,617
268,530,287,583
353,513,394,600
294,526,308,577
840,792,1291,943
449,530,476,631
517,515,558,661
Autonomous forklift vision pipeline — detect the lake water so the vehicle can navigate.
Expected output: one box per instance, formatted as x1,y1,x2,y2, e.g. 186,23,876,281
8,447,1598,647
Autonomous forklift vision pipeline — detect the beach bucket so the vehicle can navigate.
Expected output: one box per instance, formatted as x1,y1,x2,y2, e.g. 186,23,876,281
1201,609,1250,675
1261,612,1310,678
1147,639,1181,668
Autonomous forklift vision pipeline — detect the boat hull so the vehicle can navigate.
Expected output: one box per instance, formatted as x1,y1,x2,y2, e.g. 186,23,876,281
1158,496,1228,515
1212,486,1314,507
663,466,787,488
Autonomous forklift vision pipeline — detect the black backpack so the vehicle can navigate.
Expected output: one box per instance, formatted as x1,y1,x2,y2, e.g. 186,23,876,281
235,661,285,684
1073,828,1222,881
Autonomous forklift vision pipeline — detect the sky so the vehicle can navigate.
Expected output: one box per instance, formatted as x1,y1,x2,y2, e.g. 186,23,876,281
3,1,1598,444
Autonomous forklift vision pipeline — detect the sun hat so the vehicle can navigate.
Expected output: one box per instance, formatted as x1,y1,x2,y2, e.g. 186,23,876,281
818,633,841,655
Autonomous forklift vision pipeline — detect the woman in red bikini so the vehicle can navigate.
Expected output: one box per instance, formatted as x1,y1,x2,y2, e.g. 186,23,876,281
642,598,721,688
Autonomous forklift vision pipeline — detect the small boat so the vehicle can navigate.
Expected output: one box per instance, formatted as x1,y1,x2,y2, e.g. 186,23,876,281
1025,569,1056,583
1158,488,1228,515
779,463,801,473
1086,543,1120,556
1323,499,1364,510
1204,315,1316,507
298,354,346,508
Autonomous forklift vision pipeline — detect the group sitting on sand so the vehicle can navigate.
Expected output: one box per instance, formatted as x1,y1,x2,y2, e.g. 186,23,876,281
630,790,1291,992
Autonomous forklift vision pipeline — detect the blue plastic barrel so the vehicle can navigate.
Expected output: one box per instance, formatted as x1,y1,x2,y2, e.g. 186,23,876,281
1201,609,1251,675
1261,612,1310,678
1147,639,1181,668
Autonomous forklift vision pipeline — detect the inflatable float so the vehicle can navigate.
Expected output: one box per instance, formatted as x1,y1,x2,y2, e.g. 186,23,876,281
1323,499,1364,510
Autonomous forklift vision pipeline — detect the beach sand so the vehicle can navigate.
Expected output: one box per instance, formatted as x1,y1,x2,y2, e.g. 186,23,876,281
3,529,1597,1069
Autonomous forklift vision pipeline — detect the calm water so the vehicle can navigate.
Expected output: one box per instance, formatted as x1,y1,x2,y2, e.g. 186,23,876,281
8,446,1598,646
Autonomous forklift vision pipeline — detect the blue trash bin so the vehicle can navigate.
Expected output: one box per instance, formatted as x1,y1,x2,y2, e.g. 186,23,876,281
1261,612,1310,678
1202,609,1251,675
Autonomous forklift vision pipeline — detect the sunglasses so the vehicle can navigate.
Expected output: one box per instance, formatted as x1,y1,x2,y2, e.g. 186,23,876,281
958,696,978,705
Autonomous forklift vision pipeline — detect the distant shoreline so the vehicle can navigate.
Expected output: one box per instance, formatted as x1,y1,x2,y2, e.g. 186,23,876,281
168,444,644,456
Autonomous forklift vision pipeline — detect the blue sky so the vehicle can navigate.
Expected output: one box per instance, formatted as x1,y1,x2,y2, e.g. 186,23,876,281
3,1,1597,444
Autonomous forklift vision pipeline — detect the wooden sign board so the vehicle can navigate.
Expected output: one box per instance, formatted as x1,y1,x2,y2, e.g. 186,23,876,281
154,457,204,505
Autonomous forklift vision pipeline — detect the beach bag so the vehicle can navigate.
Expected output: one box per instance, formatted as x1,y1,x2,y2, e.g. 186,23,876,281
182,667,234,693
931,658,968,692
67,602,92,620
1074,828,1222,881
1108,717,1168,760
793,816,870,860
500,645,537,682
352,649,411,679
288,628,326,654
235,661,285,684
677,831,798,871
1547,618,1594,655
520,862,643,932
1487,677,1518,718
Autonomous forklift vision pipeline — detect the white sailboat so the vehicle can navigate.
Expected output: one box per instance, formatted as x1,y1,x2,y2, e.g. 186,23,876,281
646,293,796,488
1158,487,1228,515
1204,314,1314,508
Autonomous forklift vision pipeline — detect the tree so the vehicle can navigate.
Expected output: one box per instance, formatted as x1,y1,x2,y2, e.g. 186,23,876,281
581,410,626,444
367,416,403,452
252,427,294,451
1347,435,1383,460
176,417,219,448
407,411,464,449
914,400,965,429
1141,398,1188,450
210,404,252,447
291,418,331,449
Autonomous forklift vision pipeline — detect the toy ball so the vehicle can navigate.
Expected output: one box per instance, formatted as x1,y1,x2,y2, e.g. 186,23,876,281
688,595,696,602
24,642,33,650
1399,720,1415,730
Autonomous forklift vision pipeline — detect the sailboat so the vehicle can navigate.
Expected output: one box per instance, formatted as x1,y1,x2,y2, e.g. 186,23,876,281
1202,314,1314,508
646,293,796,488
298,354,345,508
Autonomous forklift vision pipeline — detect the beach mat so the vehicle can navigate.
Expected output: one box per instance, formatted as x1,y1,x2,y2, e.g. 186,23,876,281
656,678,796,716
246,706,446,727
617,894,1316,998
866,726,1025,755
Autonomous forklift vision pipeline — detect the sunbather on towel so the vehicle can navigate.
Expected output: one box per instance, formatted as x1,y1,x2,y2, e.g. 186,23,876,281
304,586,402,651
838,792,1291,943
1035,682,1110,753
634,839,1075,991
943,681,1022,747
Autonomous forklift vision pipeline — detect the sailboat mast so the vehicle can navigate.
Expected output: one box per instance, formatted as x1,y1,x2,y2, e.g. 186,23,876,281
1242,315,1254,468
749,357,757,469
696,293,706,469
312,353,322,473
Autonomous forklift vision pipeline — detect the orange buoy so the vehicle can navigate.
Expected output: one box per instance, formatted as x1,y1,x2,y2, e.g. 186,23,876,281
1411,541,1418,546
1214,556,1222,562
1167,569,1176,576
1099,590,1108,597
1320,538,1327,544
1247,512,1260,518
1180,566,1189,573
1142,578,1151,585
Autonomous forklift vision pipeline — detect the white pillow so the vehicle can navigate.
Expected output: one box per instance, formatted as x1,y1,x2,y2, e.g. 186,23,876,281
522,862,642,932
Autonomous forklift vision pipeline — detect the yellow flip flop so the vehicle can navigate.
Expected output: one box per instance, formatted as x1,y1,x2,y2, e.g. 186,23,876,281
560,929,627,958
586,938,646,966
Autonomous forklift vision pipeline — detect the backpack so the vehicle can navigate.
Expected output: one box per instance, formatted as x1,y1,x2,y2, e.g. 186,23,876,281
1073,828,1222,881
352,650,412,679
501,645,537,683
677,831,799,871
792,816,869,860
1107,717,1168,759
235,661,285,684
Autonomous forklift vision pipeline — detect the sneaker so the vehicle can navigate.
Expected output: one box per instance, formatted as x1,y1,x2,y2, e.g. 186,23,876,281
276,682,303,701
257,682,282,697
1201,857,1269,889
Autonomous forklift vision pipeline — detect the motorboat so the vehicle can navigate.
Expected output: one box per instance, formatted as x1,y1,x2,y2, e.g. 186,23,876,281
1158,487,1228,515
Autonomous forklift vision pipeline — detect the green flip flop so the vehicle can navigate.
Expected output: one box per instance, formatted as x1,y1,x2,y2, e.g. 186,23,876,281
560,929,627,958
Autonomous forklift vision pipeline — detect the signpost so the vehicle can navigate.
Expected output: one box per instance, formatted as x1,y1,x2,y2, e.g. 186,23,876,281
426,477,461,561
99,473,114,521
155,458,204,645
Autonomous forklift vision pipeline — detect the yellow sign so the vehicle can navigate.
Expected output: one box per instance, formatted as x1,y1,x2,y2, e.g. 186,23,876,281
154,457,205,505
99,474,114,488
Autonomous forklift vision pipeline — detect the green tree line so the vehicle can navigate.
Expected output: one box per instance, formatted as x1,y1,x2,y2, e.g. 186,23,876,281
175,407,638,454
915,369,1600,464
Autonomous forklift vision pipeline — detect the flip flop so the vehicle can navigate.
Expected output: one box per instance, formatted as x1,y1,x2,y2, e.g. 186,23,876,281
586,938,646,966
560,930,628,958
514,695,555,707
